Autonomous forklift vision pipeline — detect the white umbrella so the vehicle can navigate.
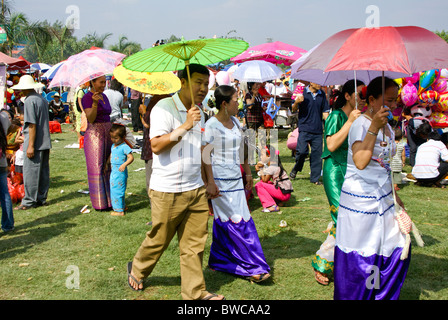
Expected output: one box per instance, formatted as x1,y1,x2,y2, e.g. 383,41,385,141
31,63,52,71
41,61,65,80
232,60,283,83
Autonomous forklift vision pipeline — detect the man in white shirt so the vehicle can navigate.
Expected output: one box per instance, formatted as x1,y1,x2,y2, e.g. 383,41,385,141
103,79,124,122
127,64,224,300
412,131,448,187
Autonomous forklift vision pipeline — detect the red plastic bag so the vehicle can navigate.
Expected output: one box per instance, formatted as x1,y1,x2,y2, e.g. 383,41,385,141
263,111,274,128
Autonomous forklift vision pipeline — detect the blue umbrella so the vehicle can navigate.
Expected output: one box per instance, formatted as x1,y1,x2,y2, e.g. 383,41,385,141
31,63,51,71
41,61,64,80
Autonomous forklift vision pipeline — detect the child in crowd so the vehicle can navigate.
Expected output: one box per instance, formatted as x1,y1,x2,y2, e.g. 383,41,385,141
391,127,406,191
255,145,293,212
109,124,134,216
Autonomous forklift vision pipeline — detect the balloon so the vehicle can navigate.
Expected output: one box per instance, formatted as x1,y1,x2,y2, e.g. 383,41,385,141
215,71,230,86
418,69,438,95
394,78,403,86
440,68,448,79
208,69,215,89
437,92,448,112
404,73,419,84
432,78,447,93
419,90,439,105
400,81,418,106
429,112,448,128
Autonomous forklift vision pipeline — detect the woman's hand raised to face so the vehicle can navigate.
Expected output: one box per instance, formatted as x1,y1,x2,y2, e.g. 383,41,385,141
92,92,104,104
371,106,390,131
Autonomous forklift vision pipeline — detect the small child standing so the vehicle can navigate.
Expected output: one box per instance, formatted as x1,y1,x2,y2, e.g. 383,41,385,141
391,127,406,191
255,145,293,212
109,124,134,216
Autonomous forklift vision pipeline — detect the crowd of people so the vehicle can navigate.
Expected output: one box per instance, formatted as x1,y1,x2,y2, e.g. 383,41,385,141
1,60,448,301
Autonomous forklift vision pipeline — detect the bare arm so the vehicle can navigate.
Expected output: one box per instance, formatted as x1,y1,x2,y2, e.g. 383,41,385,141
326,109,361,152
119,153,134,172
26,124,36,159
352,108,390,170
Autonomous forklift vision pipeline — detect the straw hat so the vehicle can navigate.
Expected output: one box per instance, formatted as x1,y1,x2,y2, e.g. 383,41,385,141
10,75,45,90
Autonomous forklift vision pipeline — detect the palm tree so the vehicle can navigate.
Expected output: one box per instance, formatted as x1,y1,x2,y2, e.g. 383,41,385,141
24,21,52,62
84,32,112,48
2,12,28,55
48,21,74,60
109,35,141,55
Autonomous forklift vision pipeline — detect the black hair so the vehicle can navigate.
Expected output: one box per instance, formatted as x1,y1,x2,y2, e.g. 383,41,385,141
110,123,127,138
110,78,123,91
214,85,236,110
416,121,432,139
366,76,399,102
178,64,209,81
441,132,448,145
333,79,365,110
427,130,442,141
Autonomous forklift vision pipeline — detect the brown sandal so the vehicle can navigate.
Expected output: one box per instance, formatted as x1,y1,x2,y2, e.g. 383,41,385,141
314,269,329,286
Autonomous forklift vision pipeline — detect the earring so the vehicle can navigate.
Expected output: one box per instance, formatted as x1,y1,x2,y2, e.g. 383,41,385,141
225,107,229,116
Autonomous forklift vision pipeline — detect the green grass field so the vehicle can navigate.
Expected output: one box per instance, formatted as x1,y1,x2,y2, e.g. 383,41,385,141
0,123,447,300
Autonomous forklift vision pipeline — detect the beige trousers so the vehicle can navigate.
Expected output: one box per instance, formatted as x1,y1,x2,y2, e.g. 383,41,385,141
132,186,211,300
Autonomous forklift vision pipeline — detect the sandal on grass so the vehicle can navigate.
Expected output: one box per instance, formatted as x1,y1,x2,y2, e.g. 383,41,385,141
14,204,36,210
111,211,125,216
201,293,226,300
246,273,271,283
314,269,329,286
127,262,143,291
262,205,281,213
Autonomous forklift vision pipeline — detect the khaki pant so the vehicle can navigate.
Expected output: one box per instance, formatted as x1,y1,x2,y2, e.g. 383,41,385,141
132,186,210,300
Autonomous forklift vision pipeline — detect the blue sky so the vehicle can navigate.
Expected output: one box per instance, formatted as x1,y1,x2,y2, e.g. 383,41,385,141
12,0,448,51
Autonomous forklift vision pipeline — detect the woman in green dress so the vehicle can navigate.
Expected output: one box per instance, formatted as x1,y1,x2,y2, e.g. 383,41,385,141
311,79,365,285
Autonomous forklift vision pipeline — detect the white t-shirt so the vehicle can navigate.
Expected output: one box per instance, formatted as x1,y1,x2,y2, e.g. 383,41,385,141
149,93,206,193
412,139,448,179
103,89,123,120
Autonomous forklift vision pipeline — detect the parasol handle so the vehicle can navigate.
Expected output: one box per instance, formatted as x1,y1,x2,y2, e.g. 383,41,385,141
185,60,203,112
380,72,387,147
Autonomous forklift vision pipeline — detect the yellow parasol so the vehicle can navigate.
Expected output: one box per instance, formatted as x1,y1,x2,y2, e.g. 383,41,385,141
113,65,181,95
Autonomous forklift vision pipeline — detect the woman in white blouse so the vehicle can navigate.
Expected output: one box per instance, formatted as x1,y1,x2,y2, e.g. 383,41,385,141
333,77,410,300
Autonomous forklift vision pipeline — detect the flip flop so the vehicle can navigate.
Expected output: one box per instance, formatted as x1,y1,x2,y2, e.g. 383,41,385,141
14,204,36,210
201,293,226,300
127,262,143,291
262,205,281,213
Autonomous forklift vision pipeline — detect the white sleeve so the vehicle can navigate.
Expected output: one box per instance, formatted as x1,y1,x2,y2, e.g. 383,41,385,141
149,105,174,139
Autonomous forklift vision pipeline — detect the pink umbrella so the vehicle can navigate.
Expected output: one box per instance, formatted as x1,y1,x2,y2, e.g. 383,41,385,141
49,48,126,88
231,41,307,66
297,26,448,75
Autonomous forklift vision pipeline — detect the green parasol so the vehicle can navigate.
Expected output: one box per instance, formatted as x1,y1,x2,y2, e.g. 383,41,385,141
122,37,249,107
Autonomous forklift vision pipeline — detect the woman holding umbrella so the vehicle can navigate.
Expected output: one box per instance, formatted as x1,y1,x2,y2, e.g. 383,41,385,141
311,79,364,285
333,77,411,300
244,82,264,131
82,75,113,211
